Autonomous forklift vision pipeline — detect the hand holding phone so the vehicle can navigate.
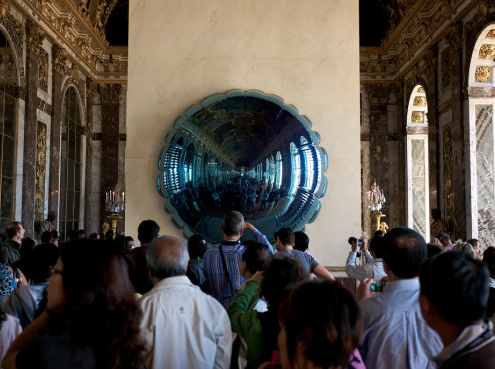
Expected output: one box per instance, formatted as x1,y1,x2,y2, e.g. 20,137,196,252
370,282,386,292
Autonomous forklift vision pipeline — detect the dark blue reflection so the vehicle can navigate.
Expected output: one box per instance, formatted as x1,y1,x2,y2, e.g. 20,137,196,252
158,90,327,244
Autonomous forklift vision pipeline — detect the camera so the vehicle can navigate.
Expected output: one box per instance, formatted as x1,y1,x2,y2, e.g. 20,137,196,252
370,282,385,292
357,239,363,247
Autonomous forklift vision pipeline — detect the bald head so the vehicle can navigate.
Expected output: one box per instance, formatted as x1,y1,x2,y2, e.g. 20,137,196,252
147,236,189,279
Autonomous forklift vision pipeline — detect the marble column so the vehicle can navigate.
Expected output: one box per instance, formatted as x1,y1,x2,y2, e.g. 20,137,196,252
84,79,97,232
366,84,391,225
424,46,439,211
447,23,466,239
48,46,67,225
21,22,45,236
391,82,407,227
99,84,123,233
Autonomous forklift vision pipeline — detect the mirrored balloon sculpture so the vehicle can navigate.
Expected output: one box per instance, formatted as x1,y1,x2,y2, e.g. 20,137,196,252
157,90,328,244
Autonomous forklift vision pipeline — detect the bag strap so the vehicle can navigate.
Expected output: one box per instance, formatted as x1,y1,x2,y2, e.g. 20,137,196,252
218,245,236,296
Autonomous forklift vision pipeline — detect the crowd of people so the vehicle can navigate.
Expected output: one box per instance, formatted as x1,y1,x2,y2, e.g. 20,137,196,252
0,213,494,368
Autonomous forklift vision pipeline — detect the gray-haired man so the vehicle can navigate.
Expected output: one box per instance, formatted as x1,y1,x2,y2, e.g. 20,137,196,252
138,236,232,369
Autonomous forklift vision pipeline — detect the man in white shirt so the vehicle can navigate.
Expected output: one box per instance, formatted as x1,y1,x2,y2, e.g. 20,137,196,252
346,236,387,281
138,235,232,369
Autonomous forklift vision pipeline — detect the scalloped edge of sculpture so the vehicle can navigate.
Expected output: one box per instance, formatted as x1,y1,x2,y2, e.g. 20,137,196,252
157,89,329,242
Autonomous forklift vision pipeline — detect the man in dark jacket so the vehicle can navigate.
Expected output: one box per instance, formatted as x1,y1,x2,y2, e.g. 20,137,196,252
420,251,495,369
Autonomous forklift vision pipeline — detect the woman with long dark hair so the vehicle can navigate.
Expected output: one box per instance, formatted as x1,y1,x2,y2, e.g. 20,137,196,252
2,239,145,369
275,281,363,369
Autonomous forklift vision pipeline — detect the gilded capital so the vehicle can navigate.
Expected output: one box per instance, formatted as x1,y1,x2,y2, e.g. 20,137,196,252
86,78,97,100
366,84,390,105
445,22,463,51
52,46,68,74
424,46,438,71
99,84,123,104
25,21,46,54
0,0,10,20
390,81,404,99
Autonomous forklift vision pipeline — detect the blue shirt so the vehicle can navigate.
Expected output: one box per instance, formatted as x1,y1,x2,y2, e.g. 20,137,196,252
204,229,272,309
359,279,442,369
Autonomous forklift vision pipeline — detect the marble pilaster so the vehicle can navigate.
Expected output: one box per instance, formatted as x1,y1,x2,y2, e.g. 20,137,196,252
84,79,97,233
366,84,391,225
392,82,407,227
48,46,67,225
22,22,44,236
424,46,439,212
448,24,467,239
99,84,123,233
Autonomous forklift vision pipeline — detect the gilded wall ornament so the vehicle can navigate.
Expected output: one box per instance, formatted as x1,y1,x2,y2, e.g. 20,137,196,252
69,65,82,86
418,87,425,93
86,78,97,100
441,48,451,89
444,127,454,234
413,96,426,106
424,46,437,71
479,45,495,59
25,21,45,53
38,47,49,92
0,1,10,20
488,30,495,39
99,84,123,104
475,66,493,82
411,111,424,123
366,84,390,105
445,22,463,51
52,46,68,74
35,123,47,222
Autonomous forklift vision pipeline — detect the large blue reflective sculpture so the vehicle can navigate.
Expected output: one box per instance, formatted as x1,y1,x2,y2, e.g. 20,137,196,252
158,90,328,244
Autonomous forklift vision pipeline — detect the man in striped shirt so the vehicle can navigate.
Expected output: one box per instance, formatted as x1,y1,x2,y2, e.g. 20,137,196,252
203,211,273,308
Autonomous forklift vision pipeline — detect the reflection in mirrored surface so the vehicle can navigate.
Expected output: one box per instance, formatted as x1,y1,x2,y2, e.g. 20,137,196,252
158,90,328,244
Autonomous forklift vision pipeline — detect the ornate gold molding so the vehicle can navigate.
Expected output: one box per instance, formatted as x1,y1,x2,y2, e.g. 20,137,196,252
488,30,495,39
479,44,495,59
25,21,45,54
38,48,48,92
35,123,47,222
478,0,491,20
413,96,426,106
0,0,10,19
52,46,68,74
424,46,437,71
69,65,82,86
411,111,424,123
99,83,123,104
441,48,452,89
445,21,463,51
418,86,425,93
86,78,97,100
390,81,404,98
475,66,493,82
366,84,390,105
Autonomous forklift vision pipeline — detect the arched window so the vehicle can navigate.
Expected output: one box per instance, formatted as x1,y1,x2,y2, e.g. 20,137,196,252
289,142,301,196
406,85,429,240
276,151,282,189
59,86,84,239
468,24,495,246
0,30,17,230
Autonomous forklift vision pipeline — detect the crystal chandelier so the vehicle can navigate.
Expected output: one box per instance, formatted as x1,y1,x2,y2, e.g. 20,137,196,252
367,180,386,212
105,190,125,213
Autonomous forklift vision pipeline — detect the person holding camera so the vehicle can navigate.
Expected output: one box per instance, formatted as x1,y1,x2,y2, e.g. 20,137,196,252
345,235,387,282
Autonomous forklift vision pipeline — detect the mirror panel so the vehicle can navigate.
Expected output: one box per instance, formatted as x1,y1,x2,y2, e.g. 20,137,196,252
158,89,328,244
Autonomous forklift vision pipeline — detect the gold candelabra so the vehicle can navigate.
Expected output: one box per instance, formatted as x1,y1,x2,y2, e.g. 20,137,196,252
104,189,125,235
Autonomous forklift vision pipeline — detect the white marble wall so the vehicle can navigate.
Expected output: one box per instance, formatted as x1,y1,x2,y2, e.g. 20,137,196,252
126,0,360,266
